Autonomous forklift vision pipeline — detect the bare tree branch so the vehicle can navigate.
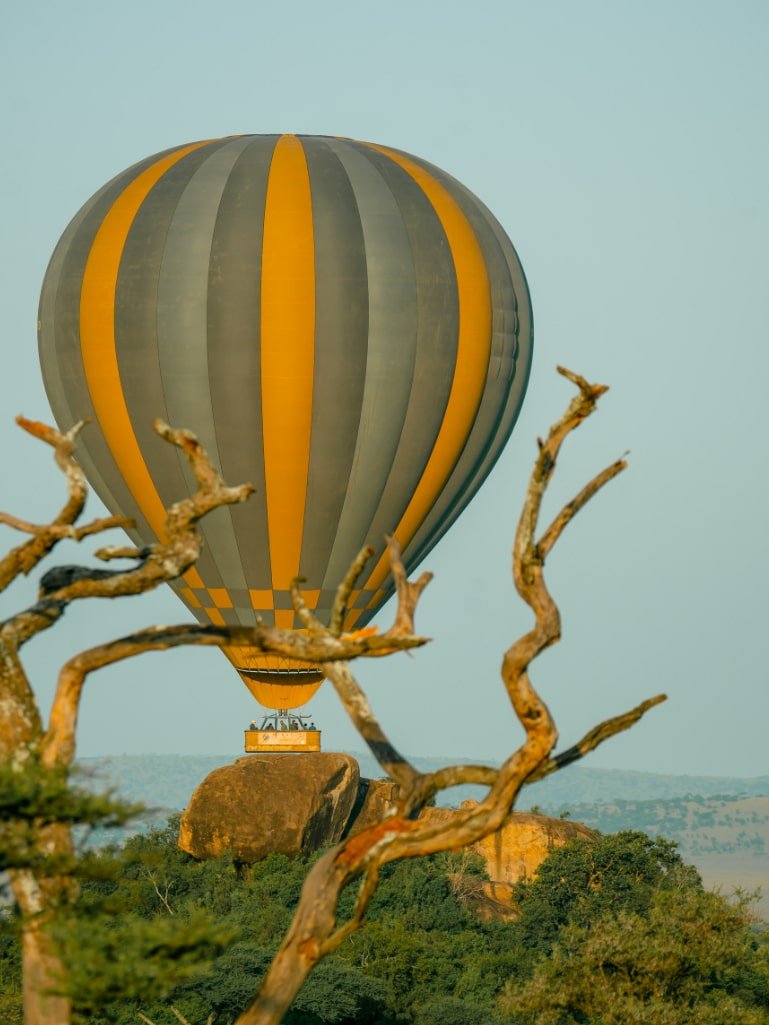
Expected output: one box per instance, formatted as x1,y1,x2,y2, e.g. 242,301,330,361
93,544,151,562
0,511,131,547
423,764,499,791
384,535,433,641
423,693,668,796
289,577,325,635
330,545,374,636
538,455,627,560
17,416,87,518
41,618,428,769
0,512,55,535
319,865,380,956
324,661,419,789
527,693,667,782
0,419,254,651
143,867,174,916
152,420,254,534
0,418,132,592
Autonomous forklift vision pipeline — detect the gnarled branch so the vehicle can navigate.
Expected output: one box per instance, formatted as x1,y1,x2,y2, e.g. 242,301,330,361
233,368,666,1025
0,418,132,592
422,692,667,797
527,693,667,783
0,369,667,1025
42,615,429,770
0,419,253,651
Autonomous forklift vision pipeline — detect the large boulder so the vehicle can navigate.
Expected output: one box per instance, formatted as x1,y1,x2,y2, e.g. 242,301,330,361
178,753,359,861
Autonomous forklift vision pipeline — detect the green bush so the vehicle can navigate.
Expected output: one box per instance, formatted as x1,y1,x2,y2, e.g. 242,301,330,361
2,821,767,1024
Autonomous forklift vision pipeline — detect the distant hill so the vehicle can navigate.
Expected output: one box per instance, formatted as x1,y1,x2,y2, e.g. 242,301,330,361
540,793,769,859
76,752,769,814
538,792,769,919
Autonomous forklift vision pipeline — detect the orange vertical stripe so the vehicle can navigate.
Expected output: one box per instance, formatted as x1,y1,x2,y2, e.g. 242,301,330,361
79,141,210,589
361,145,493,592
261,136,316,590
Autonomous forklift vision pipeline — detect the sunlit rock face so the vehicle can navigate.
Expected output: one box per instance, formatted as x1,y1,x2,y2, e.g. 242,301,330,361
460,803,597,884
418,803,597,896
178,753,359,861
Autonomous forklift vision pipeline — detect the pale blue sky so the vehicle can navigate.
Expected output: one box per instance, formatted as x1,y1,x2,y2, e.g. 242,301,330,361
1,1,767,777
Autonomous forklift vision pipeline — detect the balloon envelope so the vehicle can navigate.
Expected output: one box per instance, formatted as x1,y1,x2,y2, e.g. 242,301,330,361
38,134,533,709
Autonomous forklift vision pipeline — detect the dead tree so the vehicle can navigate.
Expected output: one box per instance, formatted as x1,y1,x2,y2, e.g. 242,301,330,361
0,367,664,1025
227,367,666,1025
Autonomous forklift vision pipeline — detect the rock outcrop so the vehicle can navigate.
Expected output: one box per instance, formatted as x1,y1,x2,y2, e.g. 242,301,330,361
344,778,402,838
178,756,596,909
461,802,595,884
419,802,596,887
472,812,595,883
178,753,359,861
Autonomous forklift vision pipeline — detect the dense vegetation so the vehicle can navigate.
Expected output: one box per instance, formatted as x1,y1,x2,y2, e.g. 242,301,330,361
2,823,768,1024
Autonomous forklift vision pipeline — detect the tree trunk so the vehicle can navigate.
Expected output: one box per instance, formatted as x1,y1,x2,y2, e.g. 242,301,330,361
12,870,71,1025
21,921,70,1025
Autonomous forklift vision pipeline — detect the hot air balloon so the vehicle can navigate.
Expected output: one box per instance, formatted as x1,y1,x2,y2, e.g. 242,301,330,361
37,134,533,752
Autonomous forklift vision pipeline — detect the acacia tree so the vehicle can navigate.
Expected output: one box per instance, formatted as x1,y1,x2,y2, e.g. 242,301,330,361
0,367,664,1025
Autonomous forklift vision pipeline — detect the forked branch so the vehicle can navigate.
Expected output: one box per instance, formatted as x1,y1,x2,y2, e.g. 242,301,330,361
0,418,132,591
0,419,253,651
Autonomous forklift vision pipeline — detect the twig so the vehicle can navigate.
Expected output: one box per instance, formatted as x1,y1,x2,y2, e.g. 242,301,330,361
143,867,174,916
330,546,374,636
538,456,627,559
320,865,380,955
382,536,433,641
289,577,325,634
170,1005,194,1025
1,420,253,651
0,418,113,590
